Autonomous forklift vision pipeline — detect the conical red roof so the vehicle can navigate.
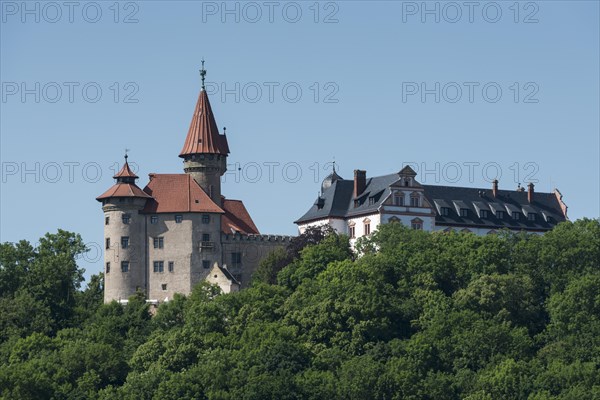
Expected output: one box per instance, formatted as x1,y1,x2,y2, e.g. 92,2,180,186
179,90,230,157
113,159,138,179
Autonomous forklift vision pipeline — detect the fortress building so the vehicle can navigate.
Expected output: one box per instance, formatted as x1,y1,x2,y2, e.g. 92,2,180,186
97,65,291,303
296,165,568,244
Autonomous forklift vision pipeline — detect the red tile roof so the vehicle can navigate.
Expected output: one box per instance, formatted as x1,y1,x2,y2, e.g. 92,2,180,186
221,198,259,234
96,182,152,201
142,174,224,214
114,159,138,179
179,90,230,157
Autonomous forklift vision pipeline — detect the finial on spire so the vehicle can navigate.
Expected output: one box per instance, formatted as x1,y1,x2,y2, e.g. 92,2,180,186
332,159,336,173
223,126,226,134
200,59,207,90
124,148,130,161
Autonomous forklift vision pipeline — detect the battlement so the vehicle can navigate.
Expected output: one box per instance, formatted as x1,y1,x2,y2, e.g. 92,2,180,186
221,232,295,242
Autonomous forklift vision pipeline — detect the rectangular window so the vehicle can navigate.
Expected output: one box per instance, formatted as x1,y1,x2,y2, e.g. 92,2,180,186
480,210,489,218
496,211,505,219
121,236,129,249
394,195,404,206
528,213,536,221
349,226,356,239
105,238,110,249
121,261,129,272
153,237,164,249
202,260,211,269
460,208,469,217
368,197,375,205
410,197,420,207
441,207,450,216
175,215,183,223
161,284,167,291
106,262,110,273
231,252,242,266
105,216,110,225
168,261,174,272
411,222,423,230
153,261,164,273
202,214,210,224
202,233,210,242
364,223,371,235
512,212,520,220
122,214,131,224
150,216,158,224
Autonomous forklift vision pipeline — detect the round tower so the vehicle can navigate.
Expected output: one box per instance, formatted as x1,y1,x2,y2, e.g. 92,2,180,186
179,62,230,205
96,155,152,303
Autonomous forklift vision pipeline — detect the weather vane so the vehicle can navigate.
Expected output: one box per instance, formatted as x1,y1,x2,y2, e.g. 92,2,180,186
200,59,207,90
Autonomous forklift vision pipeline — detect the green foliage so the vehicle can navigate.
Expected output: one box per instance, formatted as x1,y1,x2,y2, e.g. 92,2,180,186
2,220,600,399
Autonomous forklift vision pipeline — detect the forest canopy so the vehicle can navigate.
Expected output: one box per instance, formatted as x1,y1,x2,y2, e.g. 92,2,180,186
1,220,599,399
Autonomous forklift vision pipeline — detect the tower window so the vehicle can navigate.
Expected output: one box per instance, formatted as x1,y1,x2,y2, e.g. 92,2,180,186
202,214,210,224
202,260,211,269
106,262,110,273
168,261,174,272
153,237,164,249
122,214,131,224
121,236,129,249
231,252,242,266
105,216,109,225
202,233,210,242
175,215,183,223
105,238,110,249
121,261,129,272
150,216,158,224
153,261,164,273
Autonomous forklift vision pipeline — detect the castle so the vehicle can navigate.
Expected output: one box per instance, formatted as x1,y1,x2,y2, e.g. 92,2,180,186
296,166,568,244
97,65,291,304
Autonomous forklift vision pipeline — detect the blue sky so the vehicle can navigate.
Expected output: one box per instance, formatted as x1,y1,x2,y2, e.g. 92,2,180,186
1,1,599,281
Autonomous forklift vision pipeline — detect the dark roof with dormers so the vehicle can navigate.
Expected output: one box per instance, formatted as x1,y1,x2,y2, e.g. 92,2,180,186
295,173,567,232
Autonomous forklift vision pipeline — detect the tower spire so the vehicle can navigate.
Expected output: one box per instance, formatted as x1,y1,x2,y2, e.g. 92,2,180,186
200,59,206,90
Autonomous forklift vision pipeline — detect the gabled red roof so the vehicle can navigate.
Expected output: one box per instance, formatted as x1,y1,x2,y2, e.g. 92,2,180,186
114,159,138,179
179,90,230,157
221,198,259,234
96,182,153,201
142,174,224,214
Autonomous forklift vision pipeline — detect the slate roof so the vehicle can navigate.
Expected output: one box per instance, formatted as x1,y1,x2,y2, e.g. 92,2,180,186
295,174,567,232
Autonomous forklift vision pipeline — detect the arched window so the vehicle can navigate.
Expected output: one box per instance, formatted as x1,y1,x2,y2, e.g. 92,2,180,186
389,216,400,223
411,218,423,230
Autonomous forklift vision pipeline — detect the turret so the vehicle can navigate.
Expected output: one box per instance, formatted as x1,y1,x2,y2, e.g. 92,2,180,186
179,61,230,206
96,154,152,303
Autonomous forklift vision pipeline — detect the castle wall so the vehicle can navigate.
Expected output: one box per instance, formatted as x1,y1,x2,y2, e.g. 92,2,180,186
221,234,293,288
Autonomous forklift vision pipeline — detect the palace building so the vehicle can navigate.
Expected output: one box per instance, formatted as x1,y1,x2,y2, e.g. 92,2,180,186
295,165,568,244
97,65,291,304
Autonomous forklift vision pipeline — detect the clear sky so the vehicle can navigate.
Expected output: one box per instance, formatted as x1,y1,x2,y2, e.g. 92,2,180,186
1,0,599,282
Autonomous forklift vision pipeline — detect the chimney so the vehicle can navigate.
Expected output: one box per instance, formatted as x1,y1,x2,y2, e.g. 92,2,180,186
354,169,366,198
492,179,498,198
527,182,534,203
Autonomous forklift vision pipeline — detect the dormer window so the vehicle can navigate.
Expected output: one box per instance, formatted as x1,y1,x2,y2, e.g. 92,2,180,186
480,210,489,218
527,213,536,221
512,212,521,220
496,211,505,219
440,207,450,216
394,193,404,206
410,194,420,207
368,197,375,205
460,208,469,217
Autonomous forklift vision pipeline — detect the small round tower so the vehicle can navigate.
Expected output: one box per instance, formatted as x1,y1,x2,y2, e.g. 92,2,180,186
96,155,152,303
